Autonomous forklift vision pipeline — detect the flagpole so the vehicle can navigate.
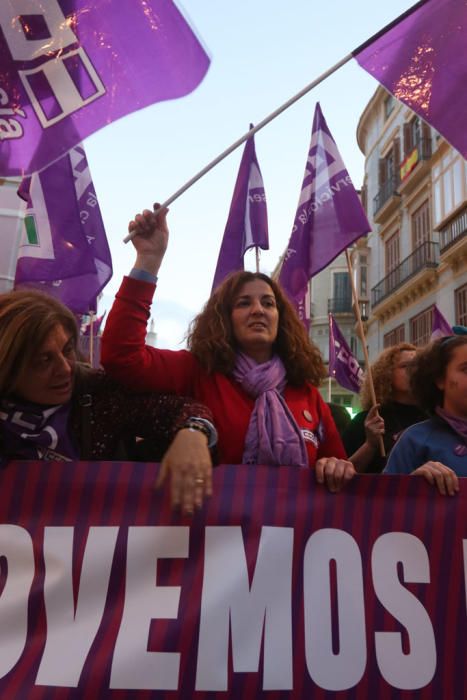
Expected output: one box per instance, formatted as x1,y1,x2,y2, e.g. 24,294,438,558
89,311,95,369
328,376,332,403
124,53,353,243
345,250,385,458
255,247,260,273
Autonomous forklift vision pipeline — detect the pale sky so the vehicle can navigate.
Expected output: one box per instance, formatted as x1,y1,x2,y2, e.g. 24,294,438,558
85,0,415,348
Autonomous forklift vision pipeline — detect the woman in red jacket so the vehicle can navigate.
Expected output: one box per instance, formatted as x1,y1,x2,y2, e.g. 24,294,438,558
102,206,355,493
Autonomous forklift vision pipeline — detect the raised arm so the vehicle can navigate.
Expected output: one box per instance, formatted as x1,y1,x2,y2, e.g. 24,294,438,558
129,204,169,277
101,206,197,394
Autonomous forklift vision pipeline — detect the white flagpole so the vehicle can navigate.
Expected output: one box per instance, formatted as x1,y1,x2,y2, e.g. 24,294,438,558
255,247,260,273
123,53,353,243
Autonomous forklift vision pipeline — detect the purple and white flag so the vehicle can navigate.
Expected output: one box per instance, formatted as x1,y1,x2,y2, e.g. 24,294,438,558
431,304,453,340
329,314,363,393
81,310,106,336
16,143,112,313
297,286,311,332
211,128,269,291
0,0,210,176
354,0,467,158
279,103,371,308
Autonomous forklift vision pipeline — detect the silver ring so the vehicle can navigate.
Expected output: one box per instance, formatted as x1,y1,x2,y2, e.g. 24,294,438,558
194,476,204,485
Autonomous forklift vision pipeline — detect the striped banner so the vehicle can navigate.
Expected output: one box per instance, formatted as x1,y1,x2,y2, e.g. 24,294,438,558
0,461,465,698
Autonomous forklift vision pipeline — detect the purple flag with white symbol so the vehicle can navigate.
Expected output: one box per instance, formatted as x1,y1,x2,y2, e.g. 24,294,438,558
329,314,363,394
0,0,210,176
211,128,269,291
431,304,453,340
15,143,112,313
354,0,467,158
279,103,371,307
297,286,311,332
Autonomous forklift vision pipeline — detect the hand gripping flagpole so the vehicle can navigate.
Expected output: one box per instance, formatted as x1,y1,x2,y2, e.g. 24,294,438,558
345,250,385,458
123,53,353,243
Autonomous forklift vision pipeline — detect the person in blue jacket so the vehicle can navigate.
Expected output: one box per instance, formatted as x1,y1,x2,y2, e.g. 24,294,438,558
384,333,467,495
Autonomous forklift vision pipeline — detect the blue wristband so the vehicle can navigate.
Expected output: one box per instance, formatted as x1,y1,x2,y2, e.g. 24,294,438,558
129,268,158,284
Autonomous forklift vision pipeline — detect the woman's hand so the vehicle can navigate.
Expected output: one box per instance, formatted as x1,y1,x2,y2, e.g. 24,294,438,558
315,457,356,493
411,461,459,496
128,203,169,276
363,404,385,449
156,428,213,514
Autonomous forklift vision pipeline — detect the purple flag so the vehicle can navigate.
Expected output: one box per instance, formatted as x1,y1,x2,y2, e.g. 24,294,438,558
354,0,467,158
211,129,269,291
81,310,106,336
328,314,363,394
15,143,112,313
297,287,311,332
431,304,453,340
0,0,210,176
279,103,371,307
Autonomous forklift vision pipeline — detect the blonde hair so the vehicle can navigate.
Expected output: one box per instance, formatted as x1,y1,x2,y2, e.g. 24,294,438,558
0,289,78,398
360,342,417,410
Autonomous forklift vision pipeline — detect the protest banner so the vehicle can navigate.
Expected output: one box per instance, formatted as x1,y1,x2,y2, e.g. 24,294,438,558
0,461,465,698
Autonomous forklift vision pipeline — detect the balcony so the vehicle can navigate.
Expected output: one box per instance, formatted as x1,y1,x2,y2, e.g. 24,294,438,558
398,137,432,193
439,206,467,254
373,175,401,222
328,297,353,314
371,241,439,308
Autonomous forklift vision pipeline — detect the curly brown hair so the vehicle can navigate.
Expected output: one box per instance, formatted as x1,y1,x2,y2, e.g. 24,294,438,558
410,335,467,412
187,271,327,386
360,342,417,409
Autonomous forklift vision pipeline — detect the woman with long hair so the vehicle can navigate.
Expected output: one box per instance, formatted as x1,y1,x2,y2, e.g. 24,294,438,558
384,335,467,494
343,342,425,472
102,206,355,492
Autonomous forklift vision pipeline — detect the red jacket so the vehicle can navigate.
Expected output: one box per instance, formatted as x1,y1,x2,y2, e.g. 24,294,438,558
101,277,346,466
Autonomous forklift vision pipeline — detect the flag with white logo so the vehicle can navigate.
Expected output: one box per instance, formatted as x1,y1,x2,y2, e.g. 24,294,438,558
212,128,269,291
328,313,363,393
296,286,311,332
16,143,112,313
0,0,210,175
279,103,371,307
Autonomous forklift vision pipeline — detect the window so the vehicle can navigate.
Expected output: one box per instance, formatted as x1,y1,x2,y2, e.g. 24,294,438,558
379,147,397,186
385,231,400,275
403,117,421,155
332,272,351,312
432,150,467,225
360,264,367,297
384,325,405,348
455,285,467,326
411,199,431,248
384,93,394,120
410,307,433,347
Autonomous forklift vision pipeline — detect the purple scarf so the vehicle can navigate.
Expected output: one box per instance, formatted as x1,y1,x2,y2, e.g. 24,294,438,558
232,353,308,468
0,398,78,461
435,406,467,455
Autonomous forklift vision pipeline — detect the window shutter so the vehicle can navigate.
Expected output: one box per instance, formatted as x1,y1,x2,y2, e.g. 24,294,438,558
403,123,411,156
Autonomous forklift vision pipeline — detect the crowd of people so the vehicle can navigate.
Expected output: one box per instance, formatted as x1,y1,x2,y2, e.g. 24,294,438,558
0,204,464,509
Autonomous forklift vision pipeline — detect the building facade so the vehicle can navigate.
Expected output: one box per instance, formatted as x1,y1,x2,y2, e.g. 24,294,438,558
356,87,467,357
